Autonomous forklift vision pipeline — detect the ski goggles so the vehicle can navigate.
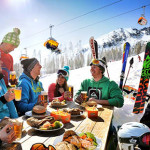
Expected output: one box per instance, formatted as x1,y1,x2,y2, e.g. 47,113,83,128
30,143,56,150
57,69,68,77
90,59,105,68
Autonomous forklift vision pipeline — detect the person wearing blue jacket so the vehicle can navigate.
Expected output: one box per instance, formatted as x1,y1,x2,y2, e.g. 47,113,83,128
15,58,44,115
0,71,18,119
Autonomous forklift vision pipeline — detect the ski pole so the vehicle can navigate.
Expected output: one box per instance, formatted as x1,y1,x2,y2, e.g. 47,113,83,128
123,57,134,88
102,57,110,79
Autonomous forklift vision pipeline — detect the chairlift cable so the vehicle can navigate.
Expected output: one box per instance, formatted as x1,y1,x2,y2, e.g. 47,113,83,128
21,0,123,40
56,0,123,26
24,4,150,49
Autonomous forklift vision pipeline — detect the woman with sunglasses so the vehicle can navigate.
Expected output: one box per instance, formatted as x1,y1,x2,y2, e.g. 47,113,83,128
48,66,72,102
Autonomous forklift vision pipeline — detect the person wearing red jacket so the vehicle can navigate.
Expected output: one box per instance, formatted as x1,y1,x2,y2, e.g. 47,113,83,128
48,66,72,102
0,28,20,87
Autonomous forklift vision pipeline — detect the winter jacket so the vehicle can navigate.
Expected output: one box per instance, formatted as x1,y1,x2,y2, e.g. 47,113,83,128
0,78,18,119
75,76,124,108
15,73,44,115
48,83,73,102
0,49,13,86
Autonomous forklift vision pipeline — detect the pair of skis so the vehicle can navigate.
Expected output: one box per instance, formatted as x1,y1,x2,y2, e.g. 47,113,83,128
120,42,150,114
89,36,110,78
132,42,150,114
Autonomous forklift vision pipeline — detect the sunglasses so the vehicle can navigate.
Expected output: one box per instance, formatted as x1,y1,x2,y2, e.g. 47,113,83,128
30,143,56,150
57,69,68,77
90,59,105,68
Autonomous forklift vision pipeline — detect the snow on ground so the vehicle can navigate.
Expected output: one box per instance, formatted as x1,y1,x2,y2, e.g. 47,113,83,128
40,52,149,128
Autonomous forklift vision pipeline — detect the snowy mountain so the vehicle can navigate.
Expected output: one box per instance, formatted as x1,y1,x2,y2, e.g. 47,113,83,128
84,26,150,51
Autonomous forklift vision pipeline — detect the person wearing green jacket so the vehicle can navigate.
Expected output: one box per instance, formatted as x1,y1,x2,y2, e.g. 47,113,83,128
75,58,124,108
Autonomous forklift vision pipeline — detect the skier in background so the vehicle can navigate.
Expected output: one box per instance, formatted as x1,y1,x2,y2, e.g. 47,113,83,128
138,54,142,62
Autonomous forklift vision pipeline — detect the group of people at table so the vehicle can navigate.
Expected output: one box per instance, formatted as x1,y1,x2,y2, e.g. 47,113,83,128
0,28,124,146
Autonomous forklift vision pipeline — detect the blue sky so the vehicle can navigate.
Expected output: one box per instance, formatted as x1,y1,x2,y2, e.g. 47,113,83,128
0,0,150,59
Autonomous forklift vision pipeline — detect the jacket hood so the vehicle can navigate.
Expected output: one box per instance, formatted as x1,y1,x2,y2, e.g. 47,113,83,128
19,72,32,82
91,76,109,83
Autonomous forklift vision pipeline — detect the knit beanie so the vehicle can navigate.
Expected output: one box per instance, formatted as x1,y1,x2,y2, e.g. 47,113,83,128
58,66,70,81
90,59,106,73
2,28,21,47
21,58,39,73
63,66,70,81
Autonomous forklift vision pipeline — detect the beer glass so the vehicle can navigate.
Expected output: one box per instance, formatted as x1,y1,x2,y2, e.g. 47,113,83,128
13,119,23,141
68,85,73,98
81,91,88,102
14,87,22,101
9,71,17,87
38,91,48,106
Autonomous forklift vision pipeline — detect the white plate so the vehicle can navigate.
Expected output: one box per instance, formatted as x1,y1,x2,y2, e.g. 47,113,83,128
71,111,84,117
97,104,102,109
75,102,102,109
25,110,50,118
31,122,64,132
53,132,102,149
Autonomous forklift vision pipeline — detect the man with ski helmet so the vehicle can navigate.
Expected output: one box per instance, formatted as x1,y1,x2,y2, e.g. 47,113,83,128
75,58,124,108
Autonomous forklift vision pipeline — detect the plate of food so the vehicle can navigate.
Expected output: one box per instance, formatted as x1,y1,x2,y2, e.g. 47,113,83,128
25,105,50,118
77,101,102,109
27,116,64,132
50,99,67,108
53,130,102,150
62,108,84,117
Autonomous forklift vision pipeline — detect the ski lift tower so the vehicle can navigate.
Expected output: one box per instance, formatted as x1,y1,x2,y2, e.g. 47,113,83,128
49,24,54,39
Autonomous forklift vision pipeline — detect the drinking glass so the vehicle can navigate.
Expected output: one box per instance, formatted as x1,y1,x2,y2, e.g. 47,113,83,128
13,119,23,141
14,87,22,101
81,91,88,102
9,71,17,87
68,85,73,98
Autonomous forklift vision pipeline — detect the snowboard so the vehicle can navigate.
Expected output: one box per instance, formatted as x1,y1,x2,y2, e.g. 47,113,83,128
119,42,130,90
133,42,150,114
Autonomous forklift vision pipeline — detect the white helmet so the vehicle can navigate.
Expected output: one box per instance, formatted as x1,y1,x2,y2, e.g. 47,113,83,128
118,122,150,138
118,122,150,150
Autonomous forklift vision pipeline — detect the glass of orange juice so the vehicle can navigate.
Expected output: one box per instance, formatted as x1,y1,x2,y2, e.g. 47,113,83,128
14,87,22,101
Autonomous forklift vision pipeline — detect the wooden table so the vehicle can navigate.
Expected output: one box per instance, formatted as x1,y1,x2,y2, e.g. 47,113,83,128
1,102,114,150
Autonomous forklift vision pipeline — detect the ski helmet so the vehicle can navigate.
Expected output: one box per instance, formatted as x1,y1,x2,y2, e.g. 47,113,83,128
118,122,150,138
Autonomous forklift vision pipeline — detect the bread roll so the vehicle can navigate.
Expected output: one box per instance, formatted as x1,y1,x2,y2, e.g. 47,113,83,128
32,105,46,114
55,141,76,150
86,101,97,107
